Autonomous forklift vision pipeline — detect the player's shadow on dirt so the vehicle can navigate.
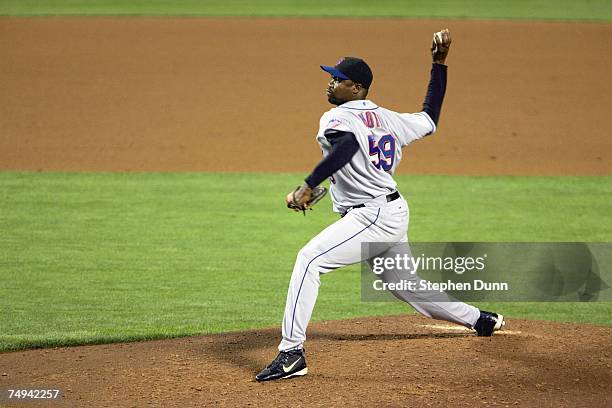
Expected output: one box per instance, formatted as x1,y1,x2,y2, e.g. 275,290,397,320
309,331,470,342
204,327,469,373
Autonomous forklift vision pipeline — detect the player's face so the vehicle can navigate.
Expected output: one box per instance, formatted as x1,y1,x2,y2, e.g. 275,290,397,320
326,76,358,106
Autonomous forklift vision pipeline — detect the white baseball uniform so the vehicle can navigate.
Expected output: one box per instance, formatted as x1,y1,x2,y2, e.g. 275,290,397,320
279,100,480,351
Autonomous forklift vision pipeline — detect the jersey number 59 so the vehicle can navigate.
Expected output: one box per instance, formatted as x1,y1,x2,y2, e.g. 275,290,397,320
368,134,396,172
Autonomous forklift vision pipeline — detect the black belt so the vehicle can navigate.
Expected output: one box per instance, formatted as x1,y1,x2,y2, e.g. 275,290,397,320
352,191,400,209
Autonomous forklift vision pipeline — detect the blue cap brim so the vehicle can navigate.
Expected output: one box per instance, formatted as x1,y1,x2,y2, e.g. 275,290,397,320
320,65,350,80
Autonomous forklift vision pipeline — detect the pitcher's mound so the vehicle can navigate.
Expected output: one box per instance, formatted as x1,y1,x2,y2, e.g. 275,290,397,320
1,315,610,407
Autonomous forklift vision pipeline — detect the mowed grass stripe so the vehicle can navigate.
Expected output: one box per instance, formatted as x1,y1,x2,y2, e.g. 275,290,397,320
0,172,610,351
0,0,611,20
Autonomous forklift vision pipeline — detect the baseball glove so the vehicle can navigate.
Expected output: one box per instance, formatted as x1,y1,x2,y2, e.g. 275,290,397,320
285,183,328,215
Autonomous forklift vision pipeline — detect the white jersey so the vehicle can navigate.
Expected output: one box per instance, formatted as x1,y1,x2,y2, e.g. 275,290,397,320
315,99,436,213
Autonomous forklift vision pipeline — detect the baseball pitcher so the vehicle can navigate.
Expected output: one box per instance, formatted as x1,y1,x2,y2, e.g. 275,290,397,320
256,29,505,382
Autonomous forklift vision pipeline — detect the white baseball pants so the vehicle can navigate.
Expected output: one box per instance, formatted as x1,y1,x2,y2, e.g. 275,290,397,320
279,195,480,351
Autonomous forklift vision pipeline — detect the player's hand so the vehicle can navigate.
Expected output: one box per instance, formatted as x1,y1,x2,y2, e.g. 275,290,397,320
286,183,313,213
285,183,328,215
431,28,451,65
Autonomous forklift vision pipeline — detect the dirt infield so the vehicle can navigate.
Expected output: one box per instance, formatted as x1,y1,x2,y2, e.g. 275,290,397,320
0,315,610,407
0,18,610,175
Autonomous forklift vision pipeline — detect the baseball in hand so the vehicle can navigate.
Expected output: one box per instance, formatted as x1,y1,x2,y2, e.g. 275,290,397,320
431,28,451,64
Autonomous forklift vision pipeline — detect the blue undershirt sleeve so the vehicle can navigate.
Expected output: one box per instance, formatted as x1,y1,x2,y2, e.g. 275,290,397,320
422,63,447,125
304,130,359,188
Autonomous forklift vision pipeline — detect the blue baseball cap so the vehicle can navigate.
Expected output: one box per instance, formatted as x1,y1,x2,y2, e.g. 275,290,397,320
320,57,373,88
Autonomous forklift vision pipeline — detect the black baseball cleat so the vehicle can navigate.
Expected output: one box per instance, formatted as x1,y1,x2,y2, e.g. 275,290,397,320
255,349,308,382
474,311,505,336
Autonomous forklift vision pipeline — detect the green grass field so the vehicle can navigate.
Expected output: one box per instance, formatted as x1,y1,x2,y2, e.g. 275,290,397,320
0,0,611,20
1,0,610,352
1,172,610,352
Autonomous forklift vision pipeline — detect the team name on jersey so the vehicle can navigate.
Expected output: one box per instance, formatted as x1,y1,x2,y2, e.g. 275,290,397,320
357,111,382,129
